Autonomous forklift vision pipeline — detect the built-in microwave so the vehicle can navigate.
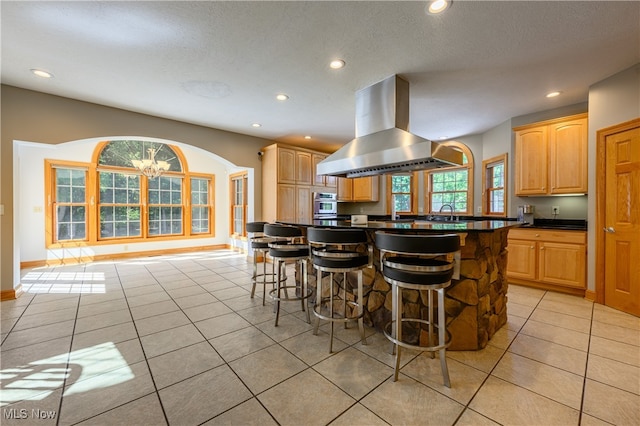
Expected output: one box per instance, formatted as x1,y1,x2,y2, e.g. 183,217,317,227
313,192,337,218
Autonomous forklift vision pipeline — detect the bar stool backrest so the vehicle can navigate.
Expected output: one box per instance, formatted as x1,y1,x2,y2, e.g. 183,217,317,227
307,228,367,245
246,222,268,234
307,228,372,267
375,232,460,256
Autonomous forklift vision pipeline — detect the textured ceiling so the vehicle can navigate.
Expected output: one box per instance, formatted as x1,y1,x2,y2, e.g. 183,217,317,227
2,1,639,152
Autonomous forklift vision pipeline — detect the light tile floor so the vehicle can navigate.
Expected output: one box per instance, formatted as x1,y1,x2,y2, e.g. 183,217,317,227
1,250,639,425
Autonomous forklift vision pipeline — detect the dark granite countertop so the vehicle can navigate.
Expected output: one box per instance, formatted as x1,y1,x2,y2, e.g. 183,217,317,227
280,219,522,232
519,218,587,231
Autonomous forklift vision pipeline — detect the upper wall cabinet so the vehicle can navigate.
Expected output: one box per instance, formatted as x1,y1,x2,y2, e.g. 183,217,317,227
262,143,334,223
278,147,312,185
514,113,588,196
312,153,337,188
337,176,379,202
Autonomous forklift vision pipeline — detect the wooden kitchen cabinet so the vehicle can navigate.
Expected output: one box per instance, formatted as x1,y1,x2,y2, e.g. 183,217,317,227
505,238,538,281
337,176,379,202
277,147,312,185
514,126,548,195
295,151,312,185
262,143,331,223
514,114,588,196
507,228,586,294
312,153,336,188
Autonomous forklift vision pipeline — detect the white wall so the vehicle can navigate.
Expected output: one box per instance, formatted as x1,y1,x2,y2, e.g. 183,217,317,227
17,137,249,263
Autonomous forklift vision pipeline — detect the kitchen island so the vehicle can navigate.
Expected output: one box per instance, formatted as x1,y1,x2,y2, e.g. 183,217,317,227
279,219,521,350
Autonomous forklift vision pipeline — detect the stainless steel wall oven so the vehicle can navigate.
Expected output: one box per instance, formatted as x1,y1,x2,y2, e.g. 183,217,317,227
313,192,337,219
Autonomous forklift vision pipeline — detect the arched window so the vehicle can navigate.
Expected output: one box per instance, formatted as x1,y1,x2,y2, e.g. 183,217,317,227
424,141,474,216
98,140,182,171
45,139,215,247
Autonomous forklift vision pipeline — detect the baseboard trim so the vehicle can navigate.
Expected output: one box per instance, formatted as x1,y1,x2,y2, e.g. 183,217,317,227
1,284,24,301
584,289,597,302
20,244,232,269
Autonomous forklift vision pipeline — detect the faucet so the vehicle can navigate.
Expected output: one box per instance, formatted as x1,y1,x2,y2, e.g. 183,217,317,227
439,204,454,221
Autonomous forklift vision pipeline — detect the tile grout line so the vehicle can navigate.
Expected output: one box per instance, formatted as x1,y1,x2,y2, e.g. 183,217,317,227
54,263,85,426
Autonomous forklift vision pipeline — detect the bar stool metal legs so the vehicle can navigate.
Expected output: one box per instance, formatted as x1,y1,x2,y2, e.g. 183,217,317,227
264,224,312,327
272,255,310,326
246,222,278,306
312,269,367,352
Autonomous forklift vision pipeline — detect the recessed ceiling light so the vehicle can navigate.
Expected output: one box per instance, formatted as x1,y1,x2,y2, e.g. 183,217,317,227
329,59,345,69
252,123,262,128
30,68,53,78
427,0,451,15
546,91,562,98
304,135,311,140
439,136,448,140
276,94,289,101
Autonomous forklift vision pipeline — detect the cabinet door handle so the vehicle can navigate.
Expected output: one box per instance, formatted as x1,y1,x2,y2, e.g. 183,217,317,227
530,246,534,249
604,227,616,233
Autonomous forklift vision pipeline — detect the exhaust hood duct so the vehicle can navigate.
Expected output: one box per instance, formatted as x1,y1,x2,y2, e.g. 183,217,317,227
317,75,463,178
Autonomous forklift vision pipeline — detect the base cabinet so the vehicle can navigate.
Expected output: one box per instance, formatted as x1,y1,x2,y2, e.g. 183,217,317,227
507,228,586,294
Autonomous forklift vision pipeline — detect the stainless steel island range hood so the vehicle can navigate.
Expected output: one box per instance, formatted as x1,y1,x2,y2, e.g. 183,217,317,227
317,75,463,178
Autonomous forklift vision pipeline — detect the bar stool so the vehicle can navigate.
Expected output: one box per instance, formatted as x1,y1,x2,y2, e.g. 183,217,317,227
246,222,279,305
307,228,372,352
375,231,460,387
264,224,312,326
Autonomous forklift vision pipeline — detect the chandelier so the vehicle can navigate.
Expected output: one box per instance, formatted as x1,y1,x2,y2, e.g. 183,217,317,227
131,148,170,178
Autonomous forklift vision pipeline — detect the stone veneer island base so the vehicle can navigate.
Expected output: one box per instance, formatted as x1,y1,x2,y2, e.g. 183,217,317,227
282,220,516,351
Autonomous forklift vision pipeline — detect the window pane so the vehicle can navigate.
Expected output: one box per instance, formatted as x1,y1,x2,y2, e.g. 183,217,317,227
57,187,71,203
395,194,411,212
392,175,410,192
71,187,85,203
101,222,114,238
72,206,85,222
148,189,159,204
101,188,113,204
192,206,209,233
57,223,70,240
148,206,182,236
56,169,71,186
98,171,141,239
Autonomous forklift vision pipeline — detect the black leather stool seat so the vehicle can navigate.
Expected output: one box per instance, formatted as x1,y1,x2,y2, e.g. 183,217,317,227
312,251,369,270
269,246,309,258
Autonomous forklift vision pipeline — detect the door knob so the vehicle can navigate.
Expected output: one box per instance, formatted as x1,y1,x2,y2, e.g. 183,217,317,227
603,227,616,233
